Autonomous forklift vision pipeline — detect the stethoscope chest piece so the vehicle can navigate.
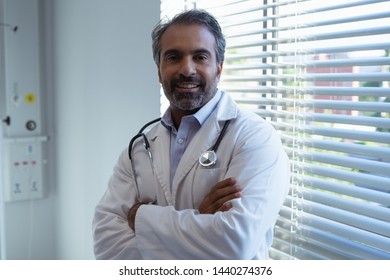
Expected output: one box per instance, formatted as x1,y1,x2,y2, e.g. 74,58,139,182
197,119,231,168
199,150,217,167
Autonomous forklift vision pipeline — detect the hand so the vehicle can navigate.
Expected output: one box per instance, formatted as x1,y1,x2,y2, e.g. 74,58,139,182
127,202,144,232
198,177,241,214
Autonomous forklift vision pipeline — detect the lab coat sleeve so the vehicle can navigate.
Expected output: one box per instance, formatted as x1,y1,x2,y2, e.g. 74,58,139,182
135,117,290,259
92,149,142,259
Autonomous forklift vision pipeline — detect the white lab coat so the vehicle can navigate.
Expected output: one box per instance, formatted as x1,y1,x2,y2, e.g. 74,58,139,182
93,91,290,259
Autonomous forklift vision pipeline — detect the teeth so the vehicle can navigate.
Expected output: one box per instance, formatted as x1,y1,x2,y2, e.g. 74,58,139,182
177,83,198,89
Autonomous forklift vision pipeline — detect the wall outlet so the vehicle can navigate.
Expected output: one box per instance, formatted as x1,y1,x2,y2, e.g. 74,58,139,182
2,138,47,202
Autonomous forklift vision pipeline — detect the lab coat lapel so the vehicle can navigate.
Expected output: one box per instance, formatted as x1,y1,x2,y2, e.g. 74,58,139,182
172,92,238,194
171,116,221,198
150,124,173,205
171,92,239,203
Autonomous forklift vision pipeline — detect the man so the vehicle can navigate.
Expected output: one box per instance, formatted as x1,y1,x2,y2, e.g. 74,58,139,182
93,9,289,259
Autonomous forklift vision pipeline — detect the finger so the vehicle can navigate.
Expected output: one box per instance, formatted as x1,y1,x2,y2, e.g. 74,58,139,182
220,201,233,212
199,183,241,212
198,177,240,214
208,184,241,203
202,190,241,214
212,177,237,191
209,201,233,214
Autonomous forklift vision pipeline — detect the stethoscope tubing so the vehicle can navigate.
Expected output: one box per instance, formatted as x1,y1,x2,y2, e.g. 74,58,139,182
128,118,161,161
128,118,231,165
211,120,230,153
128,118,231,201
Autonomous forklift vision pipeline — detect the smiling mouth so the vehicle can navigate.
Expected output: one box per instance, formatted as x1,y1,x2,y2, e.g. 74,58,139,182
176,83,199,89
172,76,203,91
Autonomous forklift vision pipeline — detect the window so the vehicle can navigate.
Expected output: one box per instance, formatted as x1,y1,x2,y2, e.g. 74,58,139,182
161,0,390,259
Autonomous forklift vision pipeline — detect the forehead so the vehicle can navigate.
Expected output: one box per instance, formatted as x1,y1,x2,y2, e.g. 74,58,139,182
160,24,216,54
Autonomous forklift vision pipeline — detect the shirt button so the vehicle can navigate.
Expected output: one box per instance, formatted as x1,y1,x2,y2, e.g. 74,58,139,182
178,138,184,144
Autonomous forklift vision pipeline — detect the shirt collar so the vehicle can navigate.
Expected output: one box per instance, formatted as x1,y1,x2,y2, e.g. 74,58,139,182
193,90,222,125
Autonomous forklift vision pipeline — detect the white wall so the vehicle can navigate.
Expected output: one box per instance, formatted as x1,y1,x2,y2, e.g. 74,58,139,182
0,0,57,260
1,0,160,260
48,0,161,259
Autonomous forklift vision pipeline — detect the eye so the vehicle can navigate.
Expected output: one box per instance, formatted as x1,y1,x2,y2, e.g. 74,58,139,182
165,54,179,62
194,54,208,61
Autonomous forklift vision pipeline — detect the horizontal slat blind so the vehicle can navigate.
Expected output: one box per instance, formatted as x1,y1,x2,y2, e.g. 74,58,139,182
161,0,390,259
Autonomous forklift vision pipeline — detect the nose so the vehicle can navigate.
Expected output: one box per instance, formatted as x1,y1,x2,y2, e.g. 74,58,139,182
179,57,196,77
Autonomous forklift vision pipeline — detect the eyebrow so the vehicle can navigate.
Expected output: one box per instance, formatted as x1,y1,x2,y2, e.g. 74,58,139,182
163,48,213,57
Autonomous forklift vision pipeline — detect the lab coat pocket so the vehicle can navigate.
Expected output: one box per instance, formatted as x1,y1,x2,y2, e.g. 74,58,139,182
192,167,228,208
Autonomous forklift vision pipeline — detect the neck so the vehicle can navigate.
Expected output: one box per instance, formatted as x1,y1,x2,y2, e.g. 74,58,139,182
170,107,199,130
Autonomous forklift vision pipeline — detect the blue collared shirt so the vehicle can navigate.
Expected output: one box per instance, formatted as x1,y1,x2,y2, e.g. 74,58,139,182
161,90,222,186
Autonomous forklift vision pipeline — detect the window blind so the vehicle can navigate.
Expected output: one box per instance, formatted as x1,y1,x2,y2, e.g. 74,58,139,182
161,0,390,259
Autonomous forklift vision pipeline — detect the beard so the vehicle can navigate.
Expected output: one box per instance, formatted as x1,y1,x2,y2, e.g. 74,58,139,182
163,75,219,111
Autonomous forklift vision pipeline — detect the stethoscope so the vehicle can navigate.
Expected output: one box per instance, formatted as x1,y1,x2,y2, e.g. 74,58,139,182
128,118,231,167
197,119,230,167
128,117,230,202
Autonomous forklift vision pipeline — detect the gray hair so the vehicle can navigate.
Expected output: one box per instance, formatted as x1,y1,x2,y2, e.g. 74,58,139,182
151,9,226,66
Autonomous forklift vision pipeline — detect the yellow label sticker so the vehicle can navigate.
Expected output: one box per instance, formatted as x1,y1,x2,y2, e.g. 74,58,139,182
25,93,36,104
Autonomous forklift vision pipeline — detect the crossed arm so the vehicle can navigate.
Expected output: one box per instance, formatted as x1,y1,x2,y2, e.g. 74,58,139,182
127,177,241,231
94,119,290,259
